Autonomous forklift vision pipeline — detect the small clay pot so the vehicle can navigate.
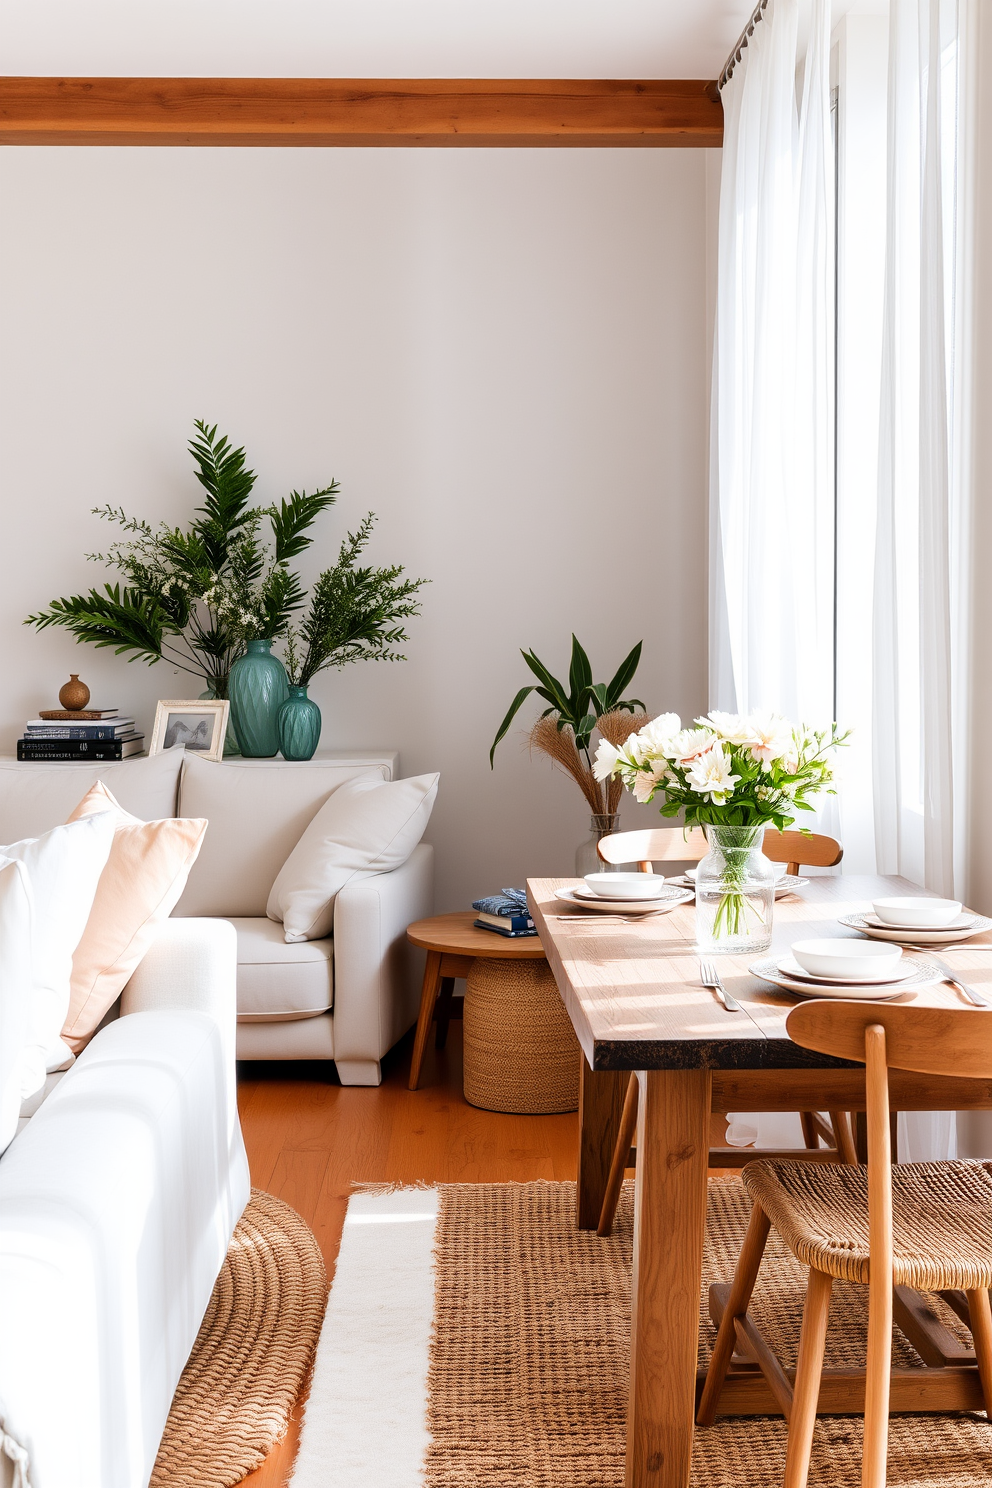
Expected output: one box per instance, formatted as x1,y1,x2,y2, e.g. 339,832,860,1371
58,674,91,710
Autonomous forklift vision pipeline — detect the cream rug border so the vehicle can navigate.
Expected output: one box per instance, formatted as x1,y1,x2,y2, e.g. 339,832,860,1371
289,1187,438,1487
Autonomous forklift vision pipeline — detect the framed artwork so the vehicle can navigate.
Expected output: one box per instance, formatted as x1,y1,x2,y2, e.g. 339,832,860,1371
149,699,229,761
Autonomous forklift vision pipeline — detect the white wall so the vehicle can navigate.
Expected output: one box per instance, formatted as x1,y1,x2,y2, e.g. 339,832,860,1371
0,148,711,910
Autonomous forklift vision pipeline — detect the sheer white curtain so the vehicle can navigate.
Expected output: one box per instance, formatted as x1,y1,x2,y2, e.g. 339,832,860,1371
712,0,835,1150
871,0,972,1161
872,0,968,900
710,0,834,726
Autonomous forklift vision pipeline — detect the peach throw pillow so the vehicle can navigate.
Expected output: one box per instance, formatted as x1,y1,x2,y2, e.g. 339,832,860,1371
61,781,207,1053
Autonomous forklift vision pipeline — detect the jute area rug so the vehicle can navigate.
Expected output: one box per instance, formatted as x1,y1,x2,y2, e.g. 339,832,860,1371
292,1179,991,1488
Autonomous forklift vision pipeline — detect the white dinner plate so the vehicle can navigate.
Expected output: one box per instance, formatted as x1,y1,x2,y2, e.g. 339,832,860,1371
553,886,694,915
777,953,916,987
749,955,942,1000
672,873,809,899
838,912,992,945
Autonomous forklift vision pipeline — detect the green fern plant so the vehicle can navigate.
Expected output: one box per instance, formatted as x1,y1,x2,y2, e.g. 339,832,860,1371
26,420,338,697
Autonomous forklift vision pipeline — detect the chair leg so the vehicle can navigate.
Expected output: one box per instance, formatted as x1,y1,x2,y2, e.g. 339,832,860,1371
696,1203,772,1425
966,1288,992,1415
783,1269,833,1488
800,1112,821,1149
862,1271,893,1488
596,1072,639,1237
829,1111,858,1165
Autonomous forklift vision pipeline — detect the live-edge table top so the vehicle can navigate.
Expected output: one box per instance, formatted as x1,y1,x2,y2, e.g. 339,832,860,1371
528,875,992,1072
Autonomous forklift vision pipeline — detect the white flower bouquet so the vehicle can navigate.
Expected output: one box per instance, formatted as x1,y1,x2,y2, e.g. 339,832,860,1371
595,711,847,947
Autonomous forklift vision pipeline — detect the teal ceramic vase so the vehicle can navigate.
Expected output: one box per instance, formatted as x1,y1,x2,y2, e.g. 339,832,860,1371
228,639,289,758
278,686,322,761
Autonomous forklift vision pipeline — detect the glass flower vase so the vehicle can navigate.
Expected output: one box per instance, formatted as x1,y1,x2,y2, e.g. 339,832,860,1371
574,813,621,877
694,823,775,955
228,639,289,758
277,685,322,761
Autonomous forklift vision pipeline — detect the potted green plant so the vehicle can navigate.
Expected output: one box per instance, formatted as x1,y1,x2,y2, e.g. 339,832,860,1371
26,421,338,754
490,636,648,872
276,514,428,760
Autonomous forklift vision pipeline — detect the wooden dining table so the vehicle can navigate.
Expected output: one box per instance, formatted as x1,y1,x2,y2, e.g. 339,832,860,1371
527,874,992,1488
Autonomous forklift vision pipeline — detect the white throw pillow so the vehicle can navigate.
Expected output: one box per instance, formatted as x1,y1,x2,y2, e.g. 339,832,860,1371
0,859,36,1154
266,773,439,942
1,812,117,1089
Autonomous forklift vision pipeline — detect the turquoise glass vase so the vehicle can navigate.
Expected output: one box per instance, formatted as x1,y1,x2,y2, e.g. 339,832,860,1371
278,686,322,761
228,639,289,758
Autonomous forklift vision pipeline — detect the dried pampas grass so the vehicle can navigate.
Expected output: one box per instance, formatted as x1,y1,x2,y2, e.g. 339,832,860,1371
529,709,651,817
596,710,649,748
528,714,604,814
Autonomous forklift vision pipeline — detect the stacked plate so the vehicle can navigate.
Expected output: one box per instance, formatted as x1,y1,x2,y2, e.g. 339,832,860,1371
839,909,992,945
554,884,694,916
749,952,942,1000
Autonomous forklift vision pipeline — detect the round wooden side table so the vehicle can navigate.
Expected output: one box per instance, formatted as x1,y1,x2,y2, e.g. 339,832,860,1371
405,912,578,1112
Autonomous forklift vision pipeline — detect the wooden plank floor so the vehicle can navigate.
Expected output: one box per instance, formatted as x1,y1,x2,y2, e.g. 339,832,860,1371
235,1026,734,1485
236,1022,578,1486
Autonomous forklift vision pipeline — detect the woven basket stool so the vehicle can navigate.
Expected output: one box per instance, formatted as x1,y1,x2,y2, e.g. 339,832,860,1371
463,956,579,1114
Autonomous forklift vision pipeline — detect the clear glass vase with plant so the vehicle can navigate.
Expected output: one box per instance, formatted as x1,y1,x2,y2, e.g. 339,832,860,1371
596,710,848,952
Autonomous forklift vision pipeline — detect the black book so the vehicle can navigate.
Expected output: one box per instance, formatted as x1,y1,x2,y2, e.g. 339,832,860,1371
18,736,145,761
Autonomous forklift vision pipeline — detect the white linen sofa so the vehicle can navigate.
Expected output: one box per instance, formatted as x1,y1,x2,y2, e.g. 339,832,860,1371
0,917,249,1488
0,748,434,1087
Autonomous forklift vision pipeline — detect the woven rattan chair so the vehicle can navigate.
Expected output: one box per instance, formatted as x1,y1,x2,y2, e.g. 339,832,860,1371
595,827,851,1237
697,1000,992,1488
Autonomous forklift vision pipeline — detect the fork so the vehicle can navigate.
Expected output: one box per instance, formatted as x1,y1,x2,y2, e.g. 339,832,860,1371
699,959,744,1013
928,955,992,1009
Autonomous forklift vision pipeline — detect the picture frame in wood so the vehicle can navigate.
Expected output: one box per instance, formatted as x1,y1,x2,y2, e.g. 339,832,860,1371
149,699,229,761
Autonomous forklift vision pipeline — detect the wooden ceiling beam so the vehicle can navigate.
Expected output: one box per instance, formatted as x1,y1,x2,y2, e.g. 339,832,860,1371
0,77,723,148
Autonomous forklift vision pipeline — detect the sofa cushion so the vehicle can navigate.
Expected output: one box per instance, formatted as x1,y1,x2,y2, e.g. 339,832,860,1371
0,860,35,1154
229,918,333,1021
175,755,387,917
61,782,208,1054
0,749,183,842
266,773,439,942
1,813,116,1092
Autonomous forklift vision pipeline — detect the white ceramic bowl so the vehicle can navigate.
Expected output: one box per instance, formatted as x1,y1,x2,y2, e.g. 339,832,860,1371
790,938,904,980
582,872,668,901
872,896,962,929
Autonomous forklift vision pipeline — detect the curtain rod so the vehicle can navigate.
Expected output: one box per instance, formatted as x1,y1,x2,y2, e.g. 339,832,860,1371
719,0,770,89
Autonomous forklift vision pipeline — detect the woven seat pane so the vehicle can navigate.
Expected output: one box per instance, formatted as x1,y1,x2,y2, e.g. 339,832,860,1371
742,1159,992,1289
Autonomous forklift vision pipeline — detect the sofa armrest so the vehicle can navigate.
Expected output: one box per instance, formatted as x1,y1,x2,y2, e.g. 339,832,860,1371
331,843,434,1083
121,918,239,1065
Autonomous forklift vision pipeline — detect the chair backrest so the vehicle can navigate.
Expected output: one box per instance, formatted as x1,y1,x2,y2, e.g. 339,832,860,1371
597,827,708,872
763,830,843,876
787,998,992,1358
597,826,843,876
786,999,992,1082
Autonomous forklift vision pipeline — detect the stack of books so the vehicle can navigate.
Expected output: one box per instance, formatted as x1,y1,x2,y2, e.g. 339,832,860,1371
472,888,537,938
17,708,145,762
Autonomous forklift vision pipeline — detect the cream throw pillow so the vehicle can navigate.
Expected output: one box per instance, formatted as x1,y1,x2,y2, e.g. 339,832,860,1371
61,782,208,1054
0,811,117,1087
266,773,439,942
0,859,36,1154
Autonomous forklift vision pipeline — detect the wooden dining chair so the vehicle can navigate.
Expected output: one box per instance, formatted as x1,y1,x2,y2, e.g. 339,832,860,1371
697,999,992,1488
595,826,852,1237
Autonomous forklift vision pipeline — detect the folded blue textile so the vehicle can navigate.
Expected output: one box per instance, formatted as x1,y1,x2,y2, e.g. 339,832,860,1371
471,887,530,917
